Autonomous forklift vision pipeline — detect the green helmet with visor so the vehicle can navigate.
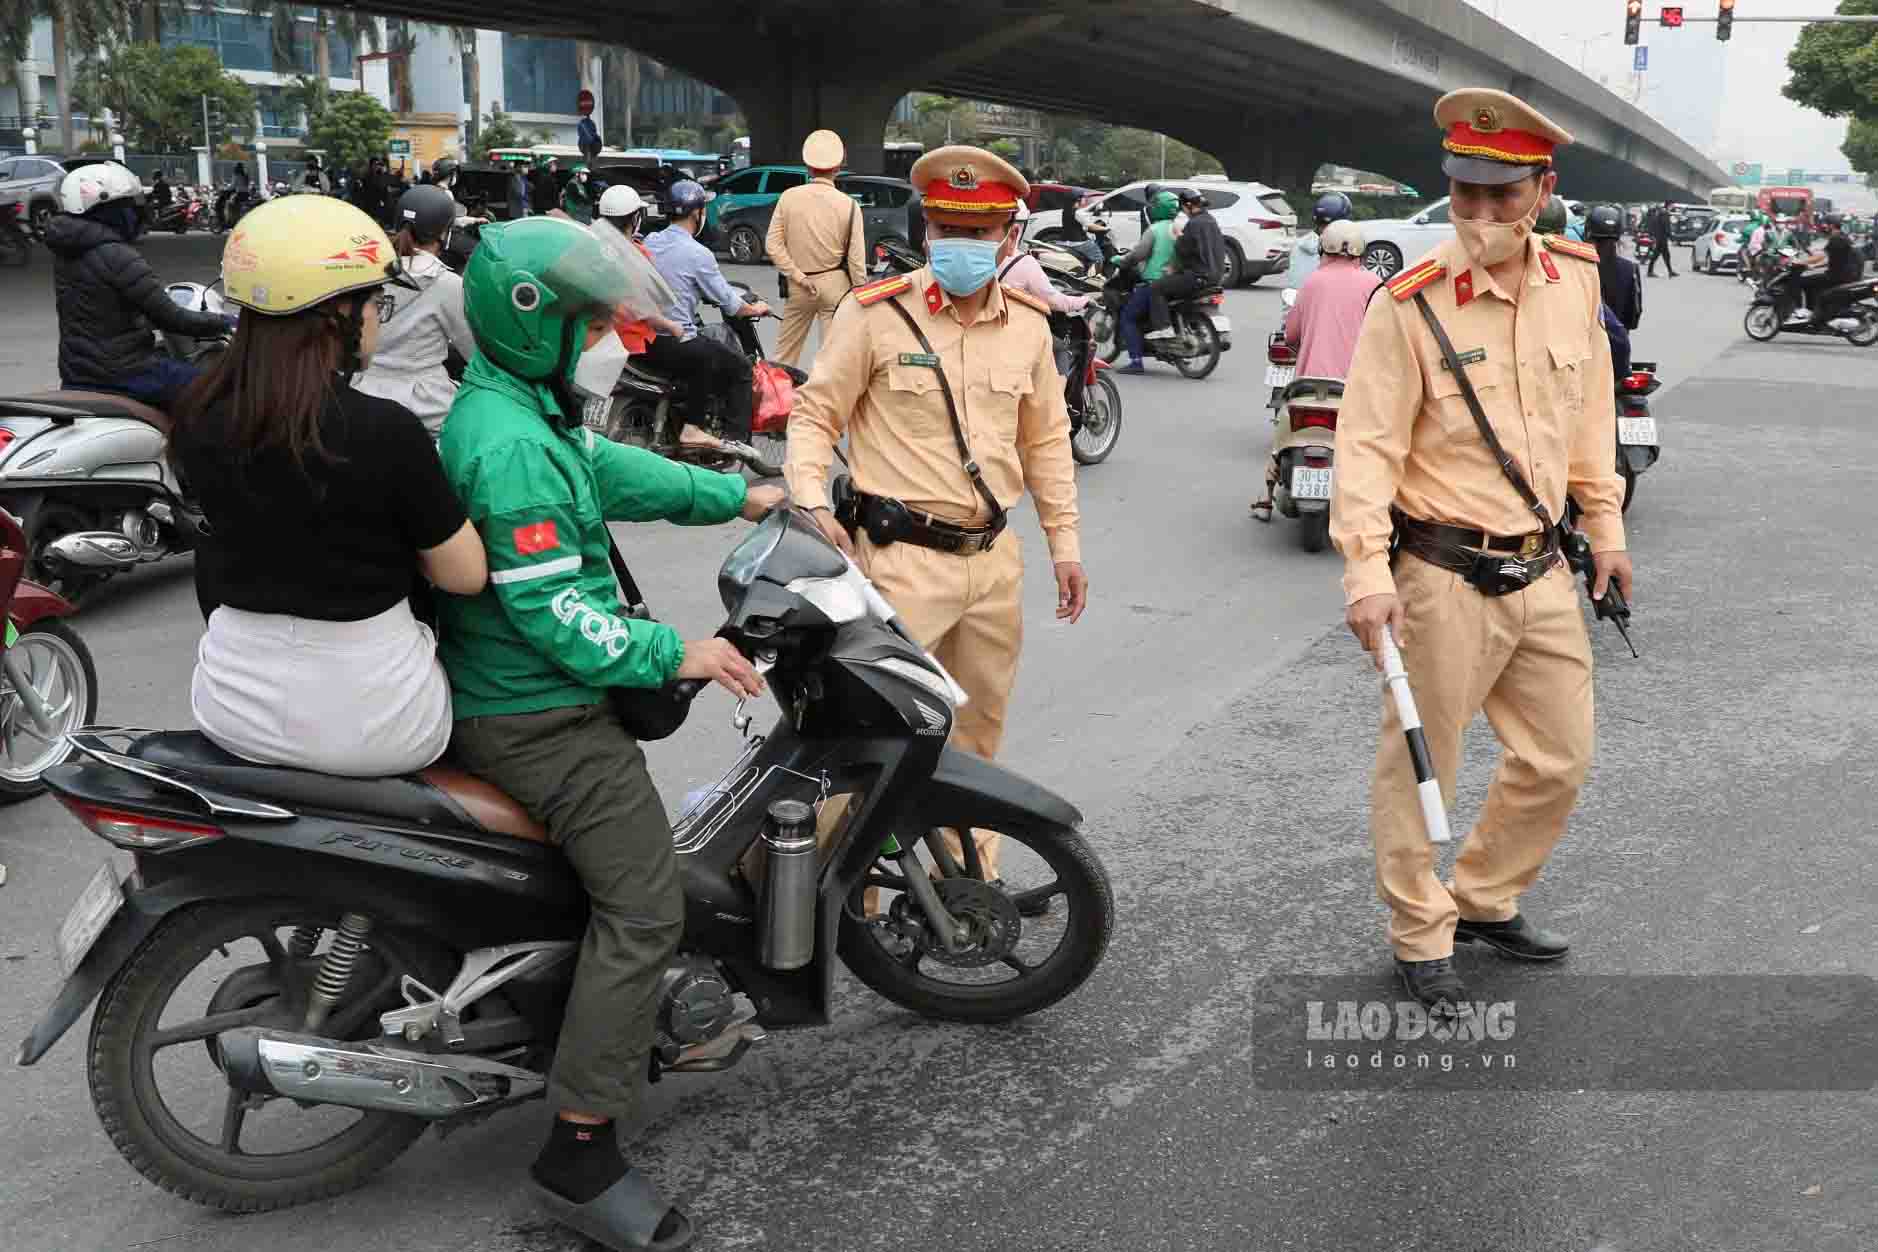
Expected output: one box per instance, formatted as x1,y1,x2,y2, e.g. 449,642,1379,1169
1147,190,1180,223
461,217,646,384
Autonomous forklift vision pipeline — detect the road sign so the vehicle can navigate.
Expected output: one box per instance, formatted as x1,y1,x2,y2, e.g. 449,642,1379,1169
1734,162,1762,186
1634,46,1649,71
388,139,412,156
1661,6,1683,27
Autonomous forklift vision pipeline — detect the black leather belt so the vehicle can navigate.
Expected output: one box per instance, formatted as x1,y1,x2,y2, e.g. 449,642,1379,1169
1395,514,1559,596
1400,517,1552,559
839,487,1003,555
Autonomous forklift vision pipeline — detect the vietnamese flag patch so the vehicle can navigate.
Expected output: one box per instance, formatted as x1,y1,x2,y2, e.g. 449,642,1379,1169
513,520,560,555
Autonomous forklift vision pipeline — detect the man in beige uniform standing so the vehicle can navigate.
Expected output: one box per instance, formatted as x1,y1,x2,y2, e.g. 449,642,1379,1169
1330,89,1635,1010
787,145,1088,897
766,129,867,366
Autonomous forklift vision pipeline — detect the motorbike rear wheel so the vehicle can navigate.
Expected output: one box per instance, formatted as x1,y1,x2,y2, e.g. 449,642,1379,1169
1071,375,1122,465
1171,315,1222,380
1298,510,1331,553
88,900,442,1213
1846,308,1878,348
1743,304,1781,342
839,819,1113,1024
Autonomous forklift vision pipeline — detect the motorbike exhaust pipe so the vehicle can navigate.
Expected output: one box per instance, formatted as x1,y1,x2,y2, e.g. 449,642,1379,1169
217,1027,544,1120
42,531,140,570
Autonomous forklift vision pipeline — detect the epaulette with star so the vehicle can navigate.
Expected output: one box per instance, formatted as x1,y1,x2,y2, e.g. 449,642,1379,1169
1543,235,1599,264
853,274,913,306
1385,257,1447,302
1000,283,1051,316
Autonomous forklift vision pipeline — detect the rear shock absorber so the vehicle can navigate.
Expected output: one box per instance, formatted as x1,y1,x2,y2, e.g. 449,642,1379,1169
302,913,372,1032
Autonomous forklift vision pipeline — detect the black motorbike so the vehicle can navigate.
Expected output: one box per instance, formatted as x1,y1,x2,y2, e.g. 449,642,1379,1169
1614,358,1662,513
1094,261,1230,380
212,185,262,234
1743,255,1878,345
19,507,1113,1213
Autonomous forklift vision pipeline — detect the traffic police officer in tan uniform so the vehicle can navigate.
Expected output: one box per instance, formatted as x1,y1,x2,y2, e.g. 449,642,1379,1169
787,144,1087,890
1330,89,1636,1010
766,129,867,366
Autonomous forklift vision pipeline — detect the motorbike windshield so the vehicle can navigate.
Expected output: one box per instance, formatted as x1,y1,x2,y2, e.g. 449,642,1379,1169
717,509,846,614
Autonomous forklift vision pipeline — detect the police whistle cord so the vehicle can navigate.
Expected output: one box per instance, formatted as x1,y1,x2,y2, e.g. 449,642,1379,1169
1560,529,1639,658
1378,626,1453,846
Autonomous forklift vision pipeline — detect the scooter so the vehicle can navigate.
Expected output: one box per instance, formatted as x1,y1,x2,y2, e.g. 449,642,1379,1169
1743,255,1878,345
1265,288,1299,413
1097,263,1231,380
0,287,223,599
1614,359,1661,513
1256,376,1342,552
0,505,96,801
18,507,1114,1218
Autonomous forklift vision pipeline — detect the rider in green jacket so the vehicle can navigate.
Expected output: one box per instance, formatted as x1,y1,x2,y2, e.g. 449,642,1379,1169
437,216,782,1250
560,163,599,224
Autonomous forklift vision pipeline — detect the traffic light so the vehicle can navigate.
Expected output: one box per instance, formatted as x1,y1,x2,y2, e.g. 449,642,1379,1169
1625,0,1643,46
1661,5,1683,26
1717,0,1735,41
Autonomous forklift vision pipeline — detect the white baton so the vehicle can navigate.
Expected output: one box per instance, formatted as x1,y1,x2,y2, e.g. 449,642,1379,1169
1379,626,1452,845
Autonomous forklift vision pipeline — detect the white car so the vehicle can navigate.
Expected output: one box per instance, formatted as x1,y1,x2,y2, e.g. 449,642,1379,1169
1022,178,1298,288
1692,214,1752,274
1356,197,1456,279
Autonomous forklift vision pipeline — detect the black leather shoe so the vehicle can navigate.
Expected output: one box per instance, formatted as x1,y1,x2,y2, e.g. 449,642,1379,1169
1454,913,1570,962
1395,957,1469,1013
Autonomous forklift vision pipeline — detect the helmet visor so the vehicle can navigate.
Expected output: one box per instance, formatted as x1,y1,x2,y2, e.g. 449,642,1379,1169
532,219,674,324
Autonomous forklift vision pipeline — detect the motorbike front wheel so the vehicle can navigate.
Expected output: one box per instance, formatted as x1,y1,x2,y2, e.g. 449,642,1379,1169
839,817,1113,1024
0,619,96,801
1846,307,1878,348
87,900,442,1213
1743,304,1781,342
1071,375,1122,465
1171,316,1222,380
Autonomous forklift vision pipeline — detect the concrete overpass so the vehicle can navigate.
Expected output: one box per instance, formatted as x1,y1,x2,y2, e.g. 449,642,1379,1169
365,0,1730,201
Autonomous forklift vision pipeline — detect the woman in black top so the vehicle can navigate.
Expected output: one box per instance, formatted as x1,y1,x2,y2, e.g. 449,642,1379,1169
169,196,486,776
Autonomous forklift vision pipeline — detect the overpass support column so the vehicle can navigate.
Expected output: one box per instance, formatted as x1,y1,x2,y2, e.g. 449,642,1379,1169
738,78,908,175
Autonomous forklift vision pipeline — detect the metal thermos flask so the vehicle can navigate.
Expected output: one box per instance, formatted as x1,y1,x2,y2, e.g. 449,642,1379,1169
758,799,819,971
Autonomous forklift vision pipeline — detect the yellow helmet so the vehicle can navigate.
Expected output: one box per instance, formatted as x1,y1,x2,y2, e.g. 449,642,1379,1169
221,195,401,316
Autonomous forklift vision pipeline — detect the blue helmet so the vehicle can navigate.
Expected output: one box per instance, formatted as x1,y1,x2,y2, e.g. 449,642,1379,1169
668,179,714,216
1313,192,1354,228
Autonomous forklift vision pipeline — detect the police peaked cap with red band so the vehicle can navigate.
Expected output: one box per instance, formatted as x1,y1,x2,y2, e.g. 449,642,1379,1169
1434,88,1574,187
911,145,1029,222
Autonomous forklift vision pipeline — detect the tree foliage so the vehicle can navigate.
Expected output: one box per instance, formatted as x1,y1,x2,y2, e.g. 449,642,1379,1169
1785,0,1878,121
476,105,522,158
74,43,255,153
304,89,394,171
1843,116,1878,184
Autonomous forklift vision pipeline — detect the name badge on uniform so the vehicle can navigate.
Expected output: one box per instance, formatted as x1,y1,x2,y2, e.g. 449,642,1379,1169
1440,347,1488,371
898,352,941,368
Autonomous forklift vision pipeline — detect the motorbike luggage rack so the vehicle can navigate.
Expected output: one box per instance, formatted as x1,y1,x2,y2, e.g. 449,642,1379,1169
63,727,298,821
0,399,85,425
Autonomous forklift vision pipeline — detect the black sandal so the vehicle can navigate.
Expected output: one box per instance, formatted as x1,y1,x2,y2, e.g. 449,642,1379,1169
531,1168,695,1251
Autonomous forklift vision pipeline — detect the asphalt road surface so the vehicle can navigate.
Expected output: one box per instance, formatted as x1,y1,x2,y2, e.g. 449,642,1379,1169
1,231,1874,1252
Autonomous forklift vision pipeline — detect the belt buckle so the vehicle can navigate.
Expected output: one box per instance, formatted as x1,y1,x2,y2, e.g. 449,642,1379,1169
1517,532,1544,560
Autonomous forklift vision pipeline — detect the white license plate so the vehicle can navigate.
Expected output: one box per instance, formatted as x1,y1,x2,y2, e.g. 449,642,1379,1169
1291,466,1333,500
1209,315,1231,333
1265,364,1295,388
1617,417,1658,446
57,863,124,976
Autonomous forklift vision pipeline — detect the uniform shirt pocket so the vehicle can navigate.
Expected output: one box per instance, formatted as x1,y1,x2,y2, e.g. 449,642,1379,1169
884,361,947,435
1425,361,1503,444
1546,342,1587,414
976,363,1035,442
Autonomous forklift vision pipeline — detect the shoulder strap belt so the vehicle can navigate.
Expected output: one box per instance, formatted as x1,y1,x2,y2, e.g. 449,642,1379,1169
1410,291,1553,531
881,297,1007,532
606,534,649,619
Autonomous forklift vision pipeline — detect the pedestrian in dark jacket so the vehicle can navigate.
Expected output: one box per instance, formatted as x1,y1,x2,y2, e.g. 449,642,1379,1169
507,165,530,219
45,162,234,409
528,158,559,215
1644,200,1676,278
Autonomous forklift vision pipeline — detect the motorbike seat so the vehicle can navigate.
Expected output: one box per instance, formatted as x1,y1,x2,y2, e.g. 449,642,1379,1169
17,389,172,434
129,731,549,843
1282,376,1345,402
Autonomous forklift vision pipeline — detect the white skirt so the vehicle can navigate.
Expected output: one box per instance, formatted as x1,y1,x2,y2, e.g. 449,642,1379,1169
192,600,453,777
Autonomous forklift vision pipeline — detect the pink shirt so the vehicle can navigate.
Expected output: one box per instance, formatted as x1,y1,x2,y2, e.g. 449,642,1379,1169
1285,258,1381,381
1000,252,1093,314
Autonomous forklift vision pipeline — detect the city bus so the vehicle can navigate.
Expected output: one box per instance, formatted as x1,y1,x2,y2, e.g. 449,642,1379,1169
1759,185,1813,221
1709,186,1753,213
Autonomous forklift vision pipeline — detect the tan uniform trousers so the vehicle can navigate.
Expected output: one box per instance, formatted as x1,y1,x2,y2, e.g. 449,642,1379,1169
860,529,1024,880
1372,553,1594,961
774,272,854,366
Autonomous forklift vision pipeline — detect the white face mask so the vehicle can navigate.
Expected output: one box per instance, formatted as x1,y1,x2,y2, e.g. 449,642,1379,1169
571,328,628,401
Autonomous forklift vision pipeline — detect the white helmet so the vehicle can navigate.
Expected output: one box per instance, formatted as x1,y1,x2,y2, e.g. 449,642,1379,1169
1321,219,1365,258
598,184,644,219
59,161,144,215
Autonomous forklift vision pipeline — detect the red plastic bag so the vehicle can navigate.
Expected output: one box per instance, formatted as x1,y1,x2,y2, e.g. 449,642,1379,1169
751,361,795,435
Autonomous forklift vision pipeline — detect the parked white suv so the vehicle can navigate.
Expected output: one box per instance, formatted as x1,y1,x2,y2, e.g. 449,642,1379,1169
1022,178,1298,287
1692,214,1751,274
1356,197,1456,279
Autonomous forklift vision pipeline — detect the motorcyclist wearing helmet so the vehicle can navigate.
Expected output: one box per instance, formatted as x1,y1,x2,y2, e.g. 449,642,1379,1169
1586,203,1641,333
435,216,781,1249
427,155,489,227
643,178,771,448
1112,188,1182,373
561,163,599,224
1148,186,1225,333
45,161,237,409
1533,195,1569,238
352,184,478,439
302,153,324,194
1280,191,1354,291
1796,212,1860,327
529,155,560,215
1252,219,1378,520
595,183,684,356
169,195,486,775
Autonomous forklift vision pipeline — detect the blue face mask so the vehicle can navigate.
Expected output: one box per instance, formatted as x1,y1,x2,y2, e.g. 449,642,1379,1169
927,237,1001,296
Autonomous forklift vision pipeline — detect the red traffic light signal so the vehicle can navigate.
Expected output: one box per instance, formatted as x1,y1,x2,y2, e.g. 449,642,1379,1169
1662,5,1683,25
1718,0,1735,41
1625,0,1643,45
